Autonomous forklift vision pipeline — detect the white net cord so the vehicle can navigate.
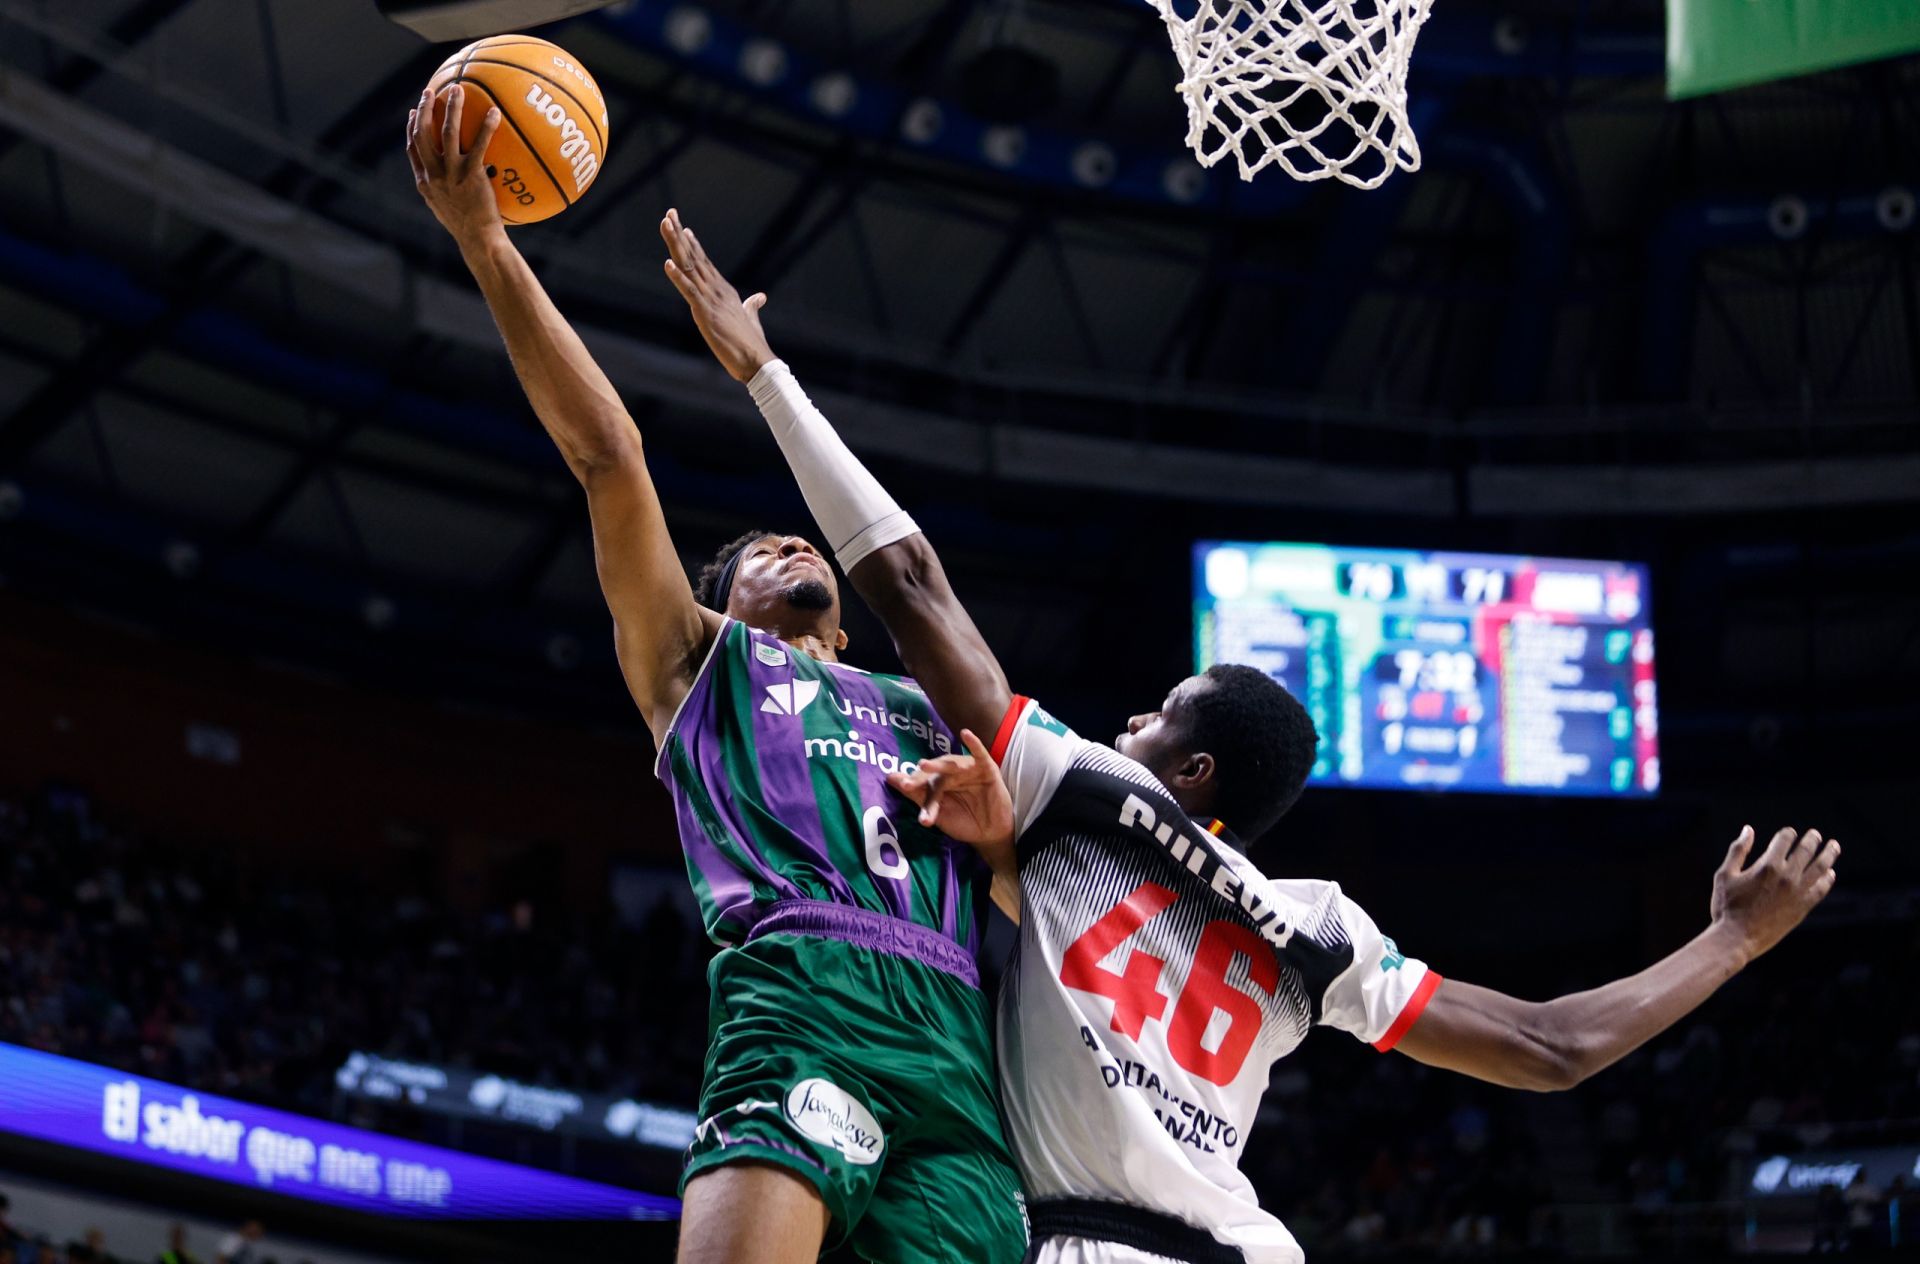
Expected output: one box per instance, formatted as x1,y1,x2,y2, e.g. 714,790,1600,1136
1150,0,1435,189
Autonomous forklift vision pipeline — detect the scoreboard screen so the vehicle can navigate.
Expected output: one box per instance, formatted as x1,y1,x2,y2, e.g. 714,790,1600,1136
1194,542,1659,797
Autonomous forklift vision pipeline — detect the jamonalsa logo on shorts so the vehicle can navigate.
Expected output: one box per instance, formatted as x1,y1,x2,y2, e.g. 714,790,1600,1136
784,1078,884,1166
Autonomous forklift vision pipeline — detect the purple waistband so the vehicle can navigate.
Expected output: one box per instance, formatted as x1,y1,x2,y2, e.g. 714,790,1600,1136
747,900,980,989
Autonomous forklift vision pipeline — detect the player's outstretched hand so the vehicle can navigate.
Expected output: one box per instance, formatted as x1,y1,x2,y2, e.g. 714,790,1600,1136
407,86,503,247
660,209,776,383
886,730,1015,853
1710,825,1839,964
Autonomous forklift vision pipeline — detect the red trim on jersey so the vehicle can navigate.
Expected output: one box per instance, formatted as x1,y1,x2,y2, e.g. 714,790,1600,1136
1372,969,1443,1053
988,695,1031,765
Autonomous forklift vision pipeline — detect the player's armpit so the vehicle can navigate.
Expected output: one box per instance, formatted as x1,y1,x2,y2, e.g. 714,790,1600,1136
1389,979,1583,1092
580,457,723,745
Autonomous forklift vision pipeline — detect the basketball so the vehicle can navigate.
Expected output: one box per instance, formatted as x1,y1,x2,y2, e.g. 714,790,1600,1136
425,36,609,225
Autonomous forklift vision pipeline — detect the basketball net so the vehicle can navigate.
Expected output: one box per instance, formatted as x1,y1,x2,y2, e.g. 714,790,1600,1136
1147,0,1434,189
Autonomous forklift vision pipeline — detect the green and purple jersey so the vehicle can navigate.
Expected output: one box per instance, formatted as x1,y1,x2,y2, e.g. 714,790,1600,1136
655,618,990,952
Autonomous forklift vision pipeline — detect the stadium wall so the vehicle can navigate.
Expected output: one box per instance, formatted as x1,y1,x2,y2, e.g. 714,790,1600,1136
0,589,678,900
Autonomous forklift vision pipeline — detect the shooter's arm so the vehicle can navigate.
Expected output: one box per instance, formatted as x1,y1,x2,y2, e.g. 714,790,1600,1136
1395,826,1838,1090
409,92,717,746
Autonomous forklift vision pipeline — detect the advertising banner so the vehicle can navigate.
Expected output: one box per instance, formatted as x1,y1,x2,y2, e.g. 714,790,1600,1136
333,1051,697,1150
1748,1146,1920,1197
0,1043,678,1221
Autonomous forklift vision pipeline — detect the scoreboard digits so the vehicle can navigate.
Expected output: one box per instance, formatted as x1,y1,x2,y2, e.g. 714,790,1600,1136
1195,542,1659,797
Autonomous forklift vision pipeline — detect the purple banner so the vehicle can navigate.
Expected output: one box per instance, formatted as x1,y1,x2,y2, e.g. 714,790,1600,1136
0,1043,679,1221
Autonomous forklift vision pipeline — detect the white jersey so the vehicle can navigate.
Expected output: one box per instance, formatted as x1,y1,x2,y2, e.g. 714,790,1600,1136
989,696,1442,1264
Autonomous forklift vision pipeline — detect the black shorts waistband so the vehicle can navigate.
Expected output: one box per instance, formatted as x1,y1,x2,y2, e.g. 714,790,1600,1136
1025,1198,1244,1264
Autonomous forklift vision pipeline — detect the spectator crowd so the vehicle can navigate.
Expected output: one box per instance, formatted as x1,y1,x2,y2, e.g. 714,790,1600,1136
0,788,710,1121
2,784,1915,1256
0,1196,271,1264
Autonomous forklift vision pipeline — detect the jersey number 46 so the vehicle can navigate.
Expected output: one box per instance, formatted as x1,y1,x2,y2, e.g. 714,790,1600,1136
1060,881,1277,1087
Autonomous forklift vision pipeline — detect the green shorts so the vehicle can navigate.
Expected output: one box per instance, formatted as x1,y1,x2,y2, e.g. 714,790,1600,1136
685,902,1027,1264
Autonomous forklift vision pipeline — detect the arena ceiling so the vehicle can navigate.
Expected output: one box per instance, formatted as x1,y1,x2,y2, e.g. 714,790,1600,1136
0,0,1915,739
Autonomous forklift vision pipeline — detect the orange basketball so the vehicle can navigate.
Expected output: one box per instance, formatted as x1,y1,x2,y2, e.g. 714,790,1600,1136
425,36,610,226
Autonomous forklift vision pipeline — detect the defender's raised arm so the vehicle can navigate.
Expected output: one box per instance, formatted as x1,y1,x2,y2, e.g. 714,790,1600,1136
659,211,1013,745
408,91,717,745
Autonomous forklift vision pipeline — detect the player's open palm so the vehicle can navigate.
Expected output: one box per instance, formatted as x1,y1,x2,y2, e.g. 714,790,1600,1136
886,730,1015,855
1710,825,1839,962
407,86,503,245
659,209,775,382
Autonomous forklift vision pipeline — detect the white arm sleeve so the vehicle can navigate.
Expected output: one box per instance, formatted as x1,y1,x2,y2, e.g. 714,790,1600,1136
746,359,920,572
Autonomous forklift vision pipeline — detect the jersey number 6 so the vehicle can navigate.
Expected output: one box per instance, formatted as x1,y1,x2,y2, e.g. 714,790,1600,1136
1059,880,1279,1086
863,806,911,880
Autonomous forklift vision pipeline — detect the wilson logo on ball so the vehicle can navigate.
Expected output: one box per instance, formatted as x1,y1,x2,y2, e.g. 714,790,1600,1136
524,86,600,194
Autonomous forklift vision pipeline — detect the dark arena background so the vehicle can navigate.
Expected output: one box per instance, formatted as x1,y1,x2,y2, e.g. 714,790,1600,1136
0,0,1917,1261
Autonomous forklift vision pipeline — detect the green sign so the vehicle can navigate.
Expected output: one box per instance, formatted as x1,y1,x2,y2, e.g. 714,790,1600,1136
1668,0,1920,99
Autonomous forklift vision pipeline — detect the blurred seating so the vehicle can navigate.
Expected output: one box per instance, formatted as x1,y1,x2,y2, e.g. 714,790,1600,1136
3,784,1914,1257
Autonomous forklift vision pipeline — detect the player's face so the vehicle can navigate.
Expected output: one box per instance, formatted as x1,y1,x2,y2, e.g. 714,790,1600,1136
726,534,842,629
1115,675,1210,780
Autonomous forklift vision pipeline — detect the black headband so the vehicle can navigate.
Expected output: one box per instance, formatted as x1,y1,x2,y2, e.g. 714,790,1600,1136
709,537,761,612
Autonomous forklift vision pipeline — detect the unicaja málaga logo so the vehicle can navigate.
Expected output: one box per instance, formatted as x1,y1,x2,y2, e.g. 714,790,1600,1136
832,697,951,753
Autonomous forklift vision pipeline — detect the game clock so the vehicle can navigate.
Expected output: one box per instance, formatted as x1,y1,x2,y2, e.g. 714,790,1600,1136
1194,542,1659,797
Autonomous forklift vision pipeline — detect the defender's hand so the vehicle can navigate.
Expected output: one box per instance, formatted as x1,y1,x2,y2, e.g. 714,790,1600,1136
659,208,776,382
1710,825,1839,964
886,730,1015,852
407,86,504,248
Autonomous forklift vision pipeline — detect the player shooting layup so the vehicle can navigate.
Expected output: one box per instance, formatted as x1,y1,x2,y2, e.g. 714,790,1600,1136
406,92,1026,1264
660,213,1844,1264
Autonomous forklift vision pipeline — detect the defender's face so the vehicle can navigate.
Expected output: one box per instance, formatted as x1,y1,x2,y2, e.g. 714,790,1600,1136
1115,674,1211,778
725,534,842,628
